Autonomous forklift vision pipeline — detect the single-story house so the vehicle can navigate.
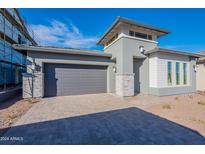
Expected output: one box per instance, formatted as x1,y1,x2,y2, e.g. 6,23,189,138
13,16,202,98
196,51,205,91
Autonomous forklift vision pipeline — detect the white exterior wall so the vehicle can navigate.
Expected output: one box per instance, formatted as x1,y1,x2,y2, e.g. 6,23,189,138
196,63,205,91
149,52,190,88
149,54,158,87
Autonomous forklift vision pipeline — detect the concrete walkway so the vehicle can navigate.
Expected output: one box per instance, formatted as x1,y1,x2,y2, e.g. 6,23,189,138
1,94,205,144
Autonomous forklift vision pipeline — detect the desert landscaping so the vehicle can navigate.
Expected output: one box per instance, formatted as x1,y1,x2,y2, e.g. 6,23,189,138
143,93,205,136
0,92,205,141
0,97,38,136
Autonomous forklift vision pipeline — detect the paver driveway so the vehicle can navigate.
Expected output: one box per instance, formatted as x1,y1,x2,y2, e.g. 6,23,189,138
1,94,205,145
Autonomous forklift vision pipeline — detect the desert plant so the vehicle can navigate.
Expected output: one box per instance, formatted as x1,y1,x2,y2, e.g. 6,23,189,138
27,98,40,104
189,95,193,99
6,113,17,121
192,118,205,124
162,104,171,109
198,101,205,106
175,97,179,101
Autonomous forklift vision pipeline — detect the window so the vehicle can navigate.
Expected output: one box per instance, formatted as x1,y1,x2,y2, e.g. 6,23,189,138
129,30,153,40
134,32,147,39
0,13,3,22
129,31,134,36
148,35,152,40
176,62,180,85
18,35,21,44
183,63,187,85
167,62,172,85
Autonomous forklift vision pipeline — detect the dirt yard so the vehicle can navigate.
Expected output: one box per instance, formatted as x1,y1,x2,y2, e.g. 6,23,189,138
0,96,35,136
144,93,205,137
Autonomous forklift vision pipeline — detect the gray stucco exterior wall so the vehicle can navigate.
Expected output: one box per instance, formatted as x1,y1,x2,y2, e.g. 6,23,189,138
121,36,157,74
105,36,157,96
22,37,198,98
105,36,197,97
23,50,115,98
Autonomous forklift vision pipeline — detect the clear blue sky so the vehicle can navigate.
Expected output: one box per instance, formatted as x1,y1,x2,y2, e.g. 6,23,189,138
19,8,205,53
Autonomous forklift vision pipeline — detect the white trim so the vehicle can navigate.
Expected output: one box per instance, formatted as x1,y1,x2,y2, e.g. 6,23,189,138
42,60,112,66
104,33,158,50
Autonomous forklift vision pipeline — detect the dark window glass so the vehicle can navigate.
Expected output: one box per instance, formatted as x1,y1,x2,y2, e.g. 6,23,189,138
183,63,187,84
176,62,180,85
167,62,172,85
129,30,153,41
18,35,21,44
148,35,152,40
134,32,147,39
129,31,134,36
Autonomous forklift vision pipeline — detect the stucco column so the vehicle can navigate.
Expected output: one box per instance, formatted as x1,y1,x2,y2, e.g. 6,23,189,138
114,48,135,97
190,57,196,91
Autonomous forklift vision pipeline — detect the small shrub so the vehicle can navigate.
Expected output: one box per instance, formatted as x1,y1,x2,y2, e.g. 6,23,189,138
6,114,17,120
198,101,205,106
189,95,193,99
192,118,205,124
175,97,179,101
27,98,40,104
162,104,171,109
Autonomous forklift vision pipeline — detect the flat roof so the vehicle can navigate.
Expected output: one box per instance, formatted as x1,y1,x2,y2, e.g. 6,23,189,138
145,47,203,58
12,44,112,58
198,51,205,55
97,16,170,45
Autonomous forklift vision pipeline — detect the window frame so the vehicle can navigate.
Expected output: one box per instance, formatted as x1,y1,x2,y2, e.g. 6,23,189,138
134,32,147,39
183,63,187,85
129,30,134,37
167,61,172,85
176,62,180,85
129,30,153,41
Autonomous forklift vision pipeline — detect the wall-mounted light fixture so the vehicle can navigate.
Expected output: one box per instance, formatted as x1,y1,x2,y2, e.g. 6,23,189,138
139,45,145,53
31,58,36,71
113,66,117,73
31,62,36,71
193,65,197,72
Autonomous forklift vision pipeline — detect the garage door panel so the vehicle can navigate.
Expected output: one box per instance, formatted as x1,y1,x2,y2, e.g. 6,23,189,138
44,64,107,97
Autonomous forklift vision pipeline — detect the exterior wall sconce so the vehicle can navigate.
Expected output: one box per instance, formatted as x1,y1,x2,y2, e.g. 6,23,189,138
113,66,117,73
31,62,36,71
193,65,197,72
139,45,145,53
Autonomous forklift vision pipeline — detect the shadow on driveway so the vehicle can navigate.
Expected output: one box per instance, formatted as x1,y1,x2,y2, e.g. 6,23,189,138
0,107,205,145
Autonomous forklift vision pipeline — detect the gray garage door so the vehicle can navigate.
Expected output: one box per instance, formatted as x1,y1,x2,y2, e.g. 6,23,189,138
44,63,107,97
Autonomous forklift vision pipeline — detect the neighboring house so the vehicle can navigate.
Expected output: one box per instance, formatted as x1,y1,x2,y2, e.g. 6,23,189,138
196,51,205,92
0,8,36,101
13,16,202,98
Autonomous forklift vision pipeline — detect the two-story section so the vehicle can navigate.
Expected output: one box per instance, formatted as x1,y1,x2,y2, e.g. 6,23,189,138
13,16,202,98
97,16,201,97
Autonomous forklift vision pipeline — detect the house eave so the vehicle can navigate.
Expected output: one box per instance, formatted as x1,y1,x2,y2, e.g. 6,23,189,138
145,47,204,58
12,44,112,58
97,16,170,46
